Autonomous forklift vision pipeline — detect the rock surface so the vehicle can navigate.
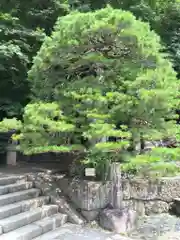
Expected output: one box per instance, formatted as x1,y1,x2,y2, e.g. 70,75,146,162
99,208,137,234
80,209,99,222
54,224,134,240
158,232,180,240
57,178,112,210
130,213,180,240
123,177,180,203
122,177,180,216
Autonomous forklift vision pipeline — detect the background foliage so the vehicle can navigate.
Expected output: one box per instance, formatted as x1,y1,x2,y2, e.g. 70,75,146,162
0,0,69,120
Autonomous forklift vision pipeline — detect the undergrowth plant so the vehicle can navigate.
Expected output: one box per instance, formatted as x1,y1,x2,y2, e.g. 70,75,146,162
122,147,180,178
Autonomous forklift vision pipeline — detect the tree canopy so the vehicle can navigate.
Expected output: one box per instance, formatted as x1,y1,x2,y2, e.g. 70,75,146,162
0,0,179,120
18,7,177,155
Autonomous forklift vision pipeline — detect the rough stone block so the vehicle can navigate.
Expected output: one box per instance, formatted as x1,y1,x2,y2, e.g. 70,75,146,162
80,209,100,221
40,205,58,218
57,178,112,210
122,180,131,200
124,179,158,200
123,177,180,203
122,200,145,216
157,177,180,202
99,208,137,234
145,201,170,215
52,195,86,225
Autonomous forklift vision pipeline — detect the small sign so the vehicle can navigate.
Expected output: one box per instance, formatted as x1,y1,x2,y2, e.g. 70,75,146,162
85,168,96,177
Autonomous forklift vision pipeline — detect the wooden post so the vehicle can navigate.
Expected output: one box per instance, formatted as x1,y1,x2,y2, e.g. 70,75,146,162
110,163,122,209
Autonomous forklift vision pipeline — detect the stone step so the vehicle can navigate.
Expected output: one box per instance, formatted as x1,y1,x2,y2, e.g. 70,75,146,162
36,213,67,233
34,223,76,240
0,205,58,234
0,213,68,240
0,176,26,186
0,189,40,207
0,182,33,196
0,196,50,220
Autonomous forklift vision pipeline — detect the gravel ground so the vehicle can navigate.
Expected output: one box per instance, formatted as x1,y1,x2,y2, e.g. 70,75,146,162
41,214,180,240
53,224,131,240
130,214,180,240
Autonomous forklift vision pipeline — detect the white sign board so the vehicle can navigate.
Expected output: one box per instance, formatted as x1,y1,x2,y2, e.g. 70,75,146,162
85,168,96,177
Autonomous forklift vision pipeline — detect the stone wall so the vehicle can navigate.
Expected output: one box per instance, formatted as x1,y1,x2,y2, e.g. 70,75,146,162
27,164,180,221
57,178,112,221
27,171,112,222
58,175,180,218
122,177,180,215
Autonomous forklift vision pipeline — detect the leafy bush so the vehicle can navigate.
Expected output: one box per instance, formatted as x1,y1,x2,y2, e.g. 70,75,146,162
122,147,180,178
149,147,180,161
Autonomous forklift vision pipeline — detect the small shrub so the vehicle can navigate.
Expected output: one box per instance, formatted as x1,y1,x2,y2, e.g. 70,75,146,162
122,147,180,178
149,147,180,161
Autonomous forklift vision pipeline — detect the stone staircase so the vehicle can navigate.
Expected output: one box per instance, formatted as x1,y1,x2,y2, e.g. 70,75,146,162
0,175,69,239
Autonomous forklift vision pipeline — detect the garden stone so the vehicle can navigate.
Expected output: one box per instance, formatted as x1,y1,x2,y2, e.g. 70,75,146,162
99,207,137,234
51,195,86,225
122,200,145,216
145,201,170,215
80,209,100,221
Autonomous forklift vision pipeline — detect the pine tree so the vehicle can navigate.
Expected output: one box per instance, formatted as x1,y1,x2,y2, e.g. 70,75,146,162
29,6,178,147
0,7,179,178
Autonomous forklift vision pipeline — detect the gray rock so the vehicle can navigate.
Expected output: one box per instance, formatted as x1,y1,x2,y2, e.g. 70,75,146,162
80,209,100,221
99,208,137,234
122,179,158,201
130,213,180,240
122,177,180,203
122,200,145,216
57,178,112,211
158,177,180,202
122,180,131,200
145,201,170,215
52,195,86,225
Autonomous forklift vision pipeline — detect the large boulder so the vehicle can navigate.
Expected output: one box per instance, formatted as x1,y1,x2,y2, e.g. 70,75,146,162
99,207,137,234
